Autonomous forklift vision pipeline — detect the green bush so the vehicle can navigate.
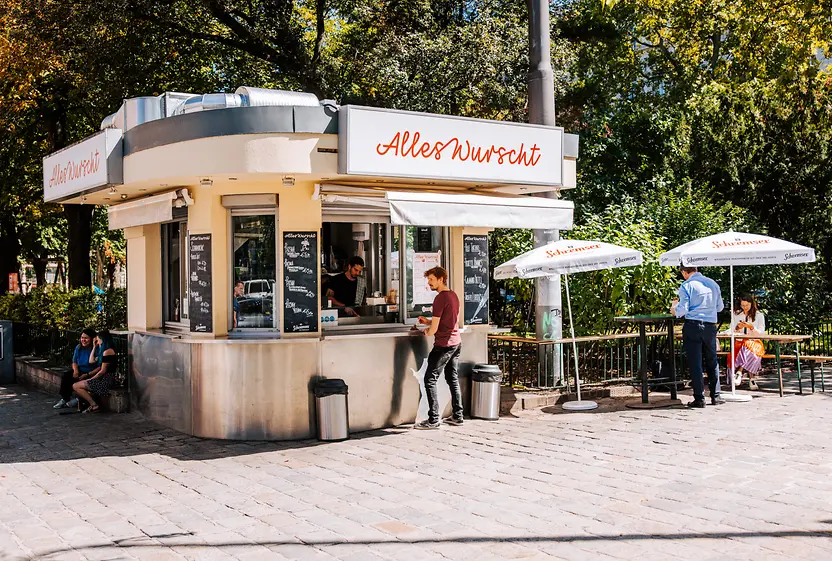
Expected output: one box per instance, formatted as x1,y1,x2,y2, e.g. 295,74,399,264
0,287,127,331
0,293,29,323
566,204,678,335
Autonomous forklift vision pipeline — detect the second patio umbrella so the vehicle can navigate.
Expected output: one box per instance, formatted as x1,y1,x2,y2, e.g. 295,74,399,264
496,240,644,411
660,231,816,401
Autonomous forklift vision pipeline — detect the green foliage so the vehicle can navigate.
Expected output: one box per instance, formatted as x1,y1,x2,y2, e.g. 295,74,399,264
0,287,127,331
565,204,677,335
489,228,534,330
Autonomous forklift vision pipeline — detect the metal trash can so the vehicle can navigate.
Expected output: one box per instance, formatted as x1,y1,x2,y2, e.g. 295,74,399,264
471,364,502,420
314,379,349,441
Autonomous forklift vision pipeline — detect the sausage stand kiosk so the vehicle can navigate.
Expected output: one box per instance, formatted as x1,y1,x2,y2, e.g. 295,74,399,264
42,88,578,440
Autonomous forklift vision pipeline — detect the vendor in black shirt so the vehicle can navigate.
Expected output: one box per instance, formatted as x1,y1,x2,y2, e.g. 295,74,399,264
326,256,364,317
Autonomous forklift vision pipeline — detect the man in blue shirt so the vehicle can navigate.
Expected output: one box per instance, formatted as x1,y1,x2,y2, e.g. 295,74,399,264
671,265,725,408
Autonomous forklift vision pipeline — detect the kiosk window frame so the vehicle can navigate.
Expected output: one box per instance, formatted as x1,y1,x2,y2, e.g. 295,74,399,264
161,220,189,330
402,226,450,324
228,208,279,333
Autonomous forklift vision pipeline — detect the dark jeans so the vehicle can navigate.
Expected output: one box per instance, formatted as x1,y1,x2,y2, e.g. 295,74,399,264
60,369,77,400
683,321,721,402
424,344,463,424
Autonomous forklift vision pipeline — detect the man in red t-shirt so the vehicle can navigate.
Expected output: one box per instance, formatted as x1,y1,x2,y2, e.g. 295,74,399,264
415,266,463,429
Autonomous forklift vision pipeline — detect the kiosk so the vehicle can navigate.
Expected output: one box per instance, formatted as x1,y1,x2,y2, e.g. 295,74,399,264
42,87,579,440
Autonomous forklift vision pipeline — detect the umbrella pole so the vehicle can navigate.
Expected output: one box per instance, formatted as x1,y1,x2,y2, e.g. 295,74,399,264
723,264,752,403
730,265,736,395
562,274,597,411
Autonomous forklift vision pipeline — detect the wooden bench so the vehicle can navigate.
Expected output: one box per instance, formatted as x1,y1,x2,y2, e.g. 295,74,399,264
714,351,829,393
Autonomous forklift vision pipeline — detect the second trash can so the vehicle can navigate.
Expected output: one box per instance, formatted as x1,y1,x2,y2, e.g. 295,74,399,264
471,364,502,420
314,379,349,441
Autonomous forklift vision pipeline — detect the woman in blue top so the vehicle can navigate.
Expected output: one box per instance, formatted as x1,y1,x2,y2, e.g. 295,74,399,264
72,330,118,413
53,328,99,409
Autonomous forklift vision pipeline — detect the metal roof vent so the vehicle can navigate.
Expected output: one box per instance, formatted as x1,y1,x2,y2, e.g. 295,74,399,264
235,87,319,107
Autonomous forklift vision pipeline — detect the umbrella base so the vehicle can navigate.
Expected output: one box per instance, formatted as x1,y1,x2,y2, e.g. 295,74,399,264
722,392,753,403
562,400,598,411
625,399,682,409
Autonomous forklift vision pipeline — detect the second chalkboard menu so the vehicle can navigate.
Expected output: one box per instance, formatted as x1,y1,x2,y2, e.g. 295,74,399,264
463,235,489,325
283,231,318,333
189,233,213,333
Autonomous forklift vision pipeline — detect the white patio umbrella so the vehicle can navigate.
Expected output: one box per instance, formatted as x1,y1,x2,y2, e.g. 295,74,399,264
496,240,644,411
660,232,816,402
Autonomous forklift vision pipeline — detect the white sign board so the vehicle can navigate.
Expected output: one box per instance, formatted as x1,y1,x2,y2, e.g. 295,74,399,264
43,129,123,202
339,106,564,186
412,252,441,305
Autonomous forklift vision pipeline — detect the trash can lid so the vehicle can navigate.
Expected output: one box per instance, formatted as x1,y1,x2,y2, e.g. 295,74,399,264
472,364,503,383
314,378,348,397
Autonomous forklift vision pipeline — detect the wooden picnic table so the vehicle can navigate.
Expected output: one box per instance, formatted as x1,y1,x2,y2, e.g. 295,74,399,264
487,331,668,345
675,332,813,397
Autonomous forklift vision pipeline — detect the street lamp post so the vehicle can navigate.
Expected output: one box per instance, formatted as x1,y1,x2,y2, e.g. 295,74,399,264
528,0,563,385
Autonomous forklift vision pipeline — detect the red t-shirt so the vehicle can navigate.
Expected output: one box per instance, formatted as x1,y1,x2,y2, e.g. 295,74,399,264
432,290,461,347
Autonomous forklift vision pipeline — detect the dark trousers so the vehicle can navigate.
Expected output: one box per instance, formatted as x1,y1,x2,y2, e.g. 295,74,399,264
60,369,77,400
424,344,463,424
683,321,720,402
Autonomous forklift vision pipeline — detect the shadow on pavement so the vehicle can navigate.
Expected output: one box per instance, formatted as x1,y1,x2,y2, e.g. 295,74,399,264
12,528,832,560
0,385,408,464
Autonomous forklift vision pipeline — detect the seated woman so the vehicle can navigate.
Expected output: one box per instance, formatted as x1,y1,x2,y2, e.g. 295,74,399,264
725,294,766,390
72,330,118,413
54,328,99,409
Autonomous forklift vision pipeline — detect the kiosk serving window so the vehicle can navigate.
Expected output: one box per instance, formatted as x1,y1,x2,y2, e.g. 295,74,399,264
320,220,447,327
321,221,397,326
232,213,277,329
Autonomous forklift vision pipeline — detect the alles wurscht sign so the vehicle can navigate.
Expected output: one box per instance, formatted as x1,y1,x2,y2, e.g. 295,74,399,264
42,129,123,202
338,106,564,186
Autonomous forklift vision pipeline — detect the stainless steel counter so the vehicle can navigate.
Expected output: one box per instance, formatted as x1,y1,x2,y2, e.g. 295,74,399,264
130,328,487,440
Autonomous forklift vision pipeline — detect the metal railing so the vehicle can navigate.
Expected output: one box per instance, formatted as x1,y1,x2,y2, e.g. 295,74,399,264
489,331,679,390
11,322,129,387
490,319,832,391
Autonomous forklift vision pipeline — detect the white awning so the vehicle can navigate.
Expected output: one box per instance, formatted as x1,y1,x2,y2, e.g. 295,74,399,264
108,189,193,230
317,186,573,229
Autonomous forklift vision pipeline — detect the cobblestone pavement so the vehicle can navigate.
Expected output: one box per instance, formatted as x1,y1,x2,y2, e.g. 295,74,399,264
1,380,831,561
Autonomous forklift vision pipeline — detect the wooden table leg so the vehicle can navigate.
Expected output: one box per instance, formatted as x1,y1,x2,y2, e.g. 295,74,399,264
775,342,783,397
640,323,648,404
668,320,677,401
796,343,802,395
810,363,815,394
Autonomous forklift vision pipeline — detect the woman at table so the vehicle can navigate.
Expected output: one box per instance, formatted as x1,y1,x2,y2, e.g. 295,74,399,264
725,294,766,390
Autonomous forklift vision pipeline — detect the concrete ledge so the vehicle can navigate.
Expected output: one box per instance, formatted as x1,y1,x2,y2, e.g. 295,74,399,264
14,357,130,413
500,385,641,415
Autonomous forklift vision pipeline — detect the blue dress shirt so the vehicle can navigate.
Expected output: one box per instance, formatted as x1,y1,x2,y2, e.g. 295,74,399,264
674,272,724,323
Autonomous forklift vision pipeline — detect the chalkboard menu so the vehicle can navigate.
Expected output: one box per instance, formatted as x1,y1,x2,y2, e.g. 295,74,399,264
189,234,213,333
463,235,489,325
283,231,318,333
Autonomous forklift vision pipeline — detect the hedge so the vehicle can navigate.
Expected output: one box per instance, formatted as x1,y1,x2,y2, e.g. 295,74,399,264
0,287,127,331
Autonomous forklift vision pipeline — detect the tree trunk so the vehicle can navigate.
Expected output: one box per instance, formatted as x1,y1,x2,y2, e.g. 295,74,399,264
33,257,48,287
0,217,20,293
106,261,117,289
56,261,66,287
64,204,94,289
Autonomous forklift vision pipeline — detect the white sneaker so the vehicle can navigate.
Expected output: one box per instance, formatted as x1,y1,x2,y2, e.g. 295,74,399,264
66,397,79,408
733,373,743,386
53,399,67,409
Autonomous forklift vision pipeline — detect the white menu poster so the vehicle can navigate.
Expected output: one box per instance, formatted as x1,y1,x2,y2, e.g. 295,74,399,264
412,252,441,305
